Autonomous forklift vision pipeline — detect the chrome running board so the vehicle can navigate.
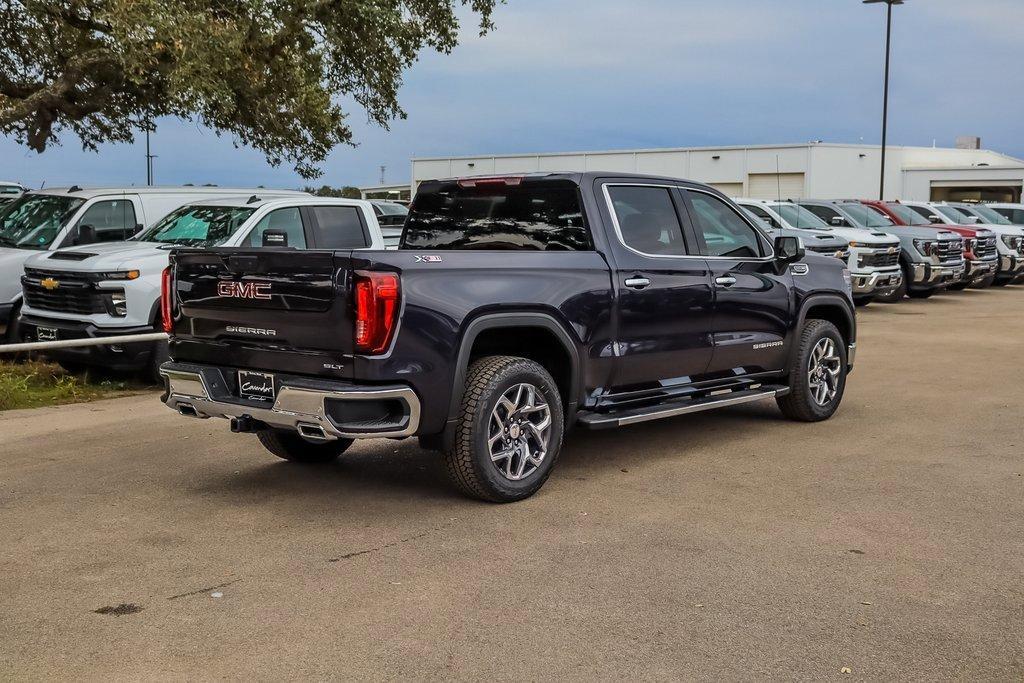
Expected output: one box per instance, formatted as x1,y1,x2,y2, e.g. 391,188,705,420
577,385,789,430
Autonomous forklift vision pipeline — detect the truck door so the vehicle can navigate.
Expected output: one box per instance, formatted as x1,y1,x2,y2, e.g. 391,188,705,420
680,189,793,376
596,181,715,390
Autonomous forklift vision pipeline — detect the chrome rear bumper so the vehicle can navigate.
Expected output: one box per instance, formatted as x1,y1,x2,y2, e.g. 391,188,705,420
161,364,420,441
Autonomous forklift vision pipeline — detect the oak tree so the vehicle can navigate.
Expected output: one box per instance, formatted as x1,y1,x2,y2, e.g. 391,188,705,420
0,0,498,177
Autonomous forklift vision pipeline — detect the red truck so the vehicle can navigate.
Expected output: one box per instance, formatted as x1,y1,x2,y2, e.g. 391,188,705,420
860,200,998,289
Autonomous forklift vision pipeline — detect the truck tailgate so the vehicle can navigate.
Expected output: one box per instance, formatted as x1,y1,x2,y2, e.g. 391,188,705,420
169,249,357,376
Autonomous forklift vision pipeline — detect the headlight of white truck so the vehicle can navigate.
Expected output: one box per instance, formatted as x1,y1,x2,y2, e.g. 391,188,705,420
98,270,141,281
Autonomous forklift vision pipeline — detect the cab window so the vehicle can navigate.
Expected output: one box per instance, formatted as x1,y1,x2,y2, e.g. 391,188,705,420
686,191,763,258
247,207,307,248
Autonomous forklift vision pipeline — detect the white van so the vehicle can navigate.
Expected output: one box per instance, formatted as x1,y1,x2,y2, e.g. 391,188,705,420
0,186,306,341
19,196,385,379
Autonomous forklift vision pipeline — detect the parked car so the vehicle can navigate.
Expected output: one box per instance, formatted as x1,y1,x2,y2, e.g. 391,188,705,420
775,199,899,305
160,172,856,502
736,200,850,261
845,200,966,299
987,202,1024,225
923,202,1024,285
868,201,997,289
0,186,308,342
0,181,25,203
18,196,384,379
368,200,408,249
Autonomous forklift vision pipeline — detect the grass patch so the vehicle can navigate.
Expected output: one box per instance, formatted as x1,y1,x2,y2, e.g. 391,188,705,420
0,359,152,411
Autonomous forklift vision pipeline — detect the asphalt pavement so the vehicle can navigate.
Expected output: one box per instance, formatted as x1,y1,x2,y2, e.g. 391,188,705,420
2,286,1023,679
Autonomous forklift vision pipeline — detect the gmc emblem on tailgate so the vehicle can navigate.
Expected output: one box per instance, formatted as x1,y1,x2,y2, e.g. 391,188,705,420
217,281,272,300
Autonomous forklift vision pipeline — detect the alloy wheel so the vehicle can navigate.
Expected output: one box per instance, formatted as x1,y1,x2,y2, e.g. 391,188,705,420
487,383,552,481
807,338,842,406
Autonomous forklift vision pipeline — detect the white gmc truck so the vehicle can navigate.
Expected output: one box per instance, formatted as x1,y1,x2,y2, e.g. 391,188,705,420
18,195,385,379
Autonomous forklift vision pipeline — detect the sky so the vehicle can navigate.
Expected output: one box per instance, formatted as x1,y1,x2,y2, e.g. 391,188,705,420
2,0,1022,190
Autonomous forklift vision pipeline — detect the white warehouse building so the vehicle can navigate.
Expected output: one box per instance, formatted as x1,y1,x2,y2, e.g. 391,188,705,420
409,142,1024,203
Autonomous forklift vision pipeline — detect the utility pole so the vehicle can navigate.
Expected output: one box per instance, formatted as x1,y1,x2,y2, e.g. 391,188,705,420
379,165,386,185
863,0,904,201
145,119,157,186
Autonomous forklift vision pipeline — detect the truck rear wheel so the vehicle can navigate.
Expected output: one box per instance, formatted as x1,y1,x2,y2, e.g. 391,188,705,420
907,287,936,299
776,320,847,422
443,355,564,503
257,429,353,464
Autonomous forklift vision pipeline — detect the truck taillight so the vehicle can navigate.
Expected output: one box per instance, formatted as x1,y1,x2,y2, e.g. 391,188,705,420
354,271,400,354
160,266,173,333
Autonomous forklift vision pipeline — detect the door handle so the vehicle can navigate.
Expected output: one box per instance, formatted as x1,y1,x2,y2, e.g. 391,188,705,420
624,277,651,290
715,275,738,287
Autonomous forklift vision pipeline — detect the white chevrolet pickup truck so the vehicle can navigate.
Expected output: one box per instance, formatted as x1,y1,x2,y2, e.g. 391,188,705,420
18,195,386,379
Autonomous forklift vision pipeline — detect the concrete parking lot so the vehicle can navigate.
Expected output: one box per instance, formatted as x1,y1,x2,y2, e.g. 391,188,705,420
2,287,1023,680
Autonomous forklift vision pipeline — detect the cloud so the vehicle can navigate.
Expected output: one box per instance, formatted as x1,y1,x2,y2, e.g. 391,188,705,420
1,0,1021,189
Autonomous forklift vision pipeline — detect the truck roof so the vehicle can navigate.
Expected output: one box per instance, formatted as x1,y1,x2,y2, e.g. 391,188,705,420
26,186,309,199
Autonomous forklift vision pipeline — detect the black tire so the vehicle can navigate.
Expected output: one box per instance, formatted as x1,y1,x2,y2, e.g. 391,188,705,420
907,287,936,299
4,301,21,343
143,339,170,384
256,429,353,464
853,296,874,307
776,319,847,422
946,281,969,291
57,360,88,375
970,274,995,289
991,277,1011,287
442,355,564,503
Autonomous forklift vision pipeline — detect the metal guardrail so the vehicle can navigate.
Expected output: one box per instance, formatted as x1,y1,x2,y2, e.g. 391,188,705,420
0,332,167,354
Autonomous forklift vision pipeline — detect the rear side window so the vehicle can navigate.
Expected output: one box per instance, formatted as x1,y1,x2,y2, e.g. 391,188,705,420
687,191,763,258
403,179,591,251
247,207,307,248
309,206,368,249
608,185,687,256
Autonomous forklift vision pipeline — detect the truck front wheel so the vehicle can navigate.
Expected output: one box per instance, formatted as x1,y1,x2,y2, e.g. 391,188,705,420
257,429,353,464
443,355,564,503
776,320,847,422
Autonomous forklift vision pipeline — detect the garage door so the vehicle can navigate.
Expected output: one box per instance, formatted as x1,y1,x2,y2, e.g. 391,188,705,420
748,173,805,200
707,183,743,198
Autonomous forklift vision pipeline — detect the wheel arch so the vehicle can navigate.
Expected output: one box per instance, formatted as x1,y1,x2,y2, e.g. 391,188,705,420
797,295,855,347
447,312,582,426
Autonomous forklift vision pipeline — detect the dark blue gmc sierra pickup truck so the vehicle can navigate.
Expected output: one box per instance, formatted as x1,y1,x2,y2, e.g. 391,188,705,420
159,172,856,502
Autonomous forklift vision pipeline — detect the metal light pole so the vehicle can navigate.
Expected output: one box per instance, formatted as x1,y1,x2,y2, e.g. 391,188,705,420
864,0,904,201
144,118,157,186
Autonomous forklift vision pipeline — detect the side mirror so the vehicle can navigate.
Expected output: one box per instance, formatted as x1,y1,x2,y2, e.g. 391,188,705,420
262,229,289,247
130,222,144,237
927,215,944,224
829,216,845,226
76,224,97,245
774,235,804,265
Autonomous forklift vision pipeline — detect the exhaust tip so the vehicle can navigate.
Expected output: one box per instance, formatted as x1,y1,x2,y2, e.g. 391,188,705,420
297,423,329,441
177,403,198,417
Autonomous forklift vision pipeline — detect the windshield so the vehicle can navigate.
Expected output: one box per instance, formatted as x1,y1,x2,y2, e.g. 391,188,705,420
967,204,1013,225
839,203,895,228
374,202,408,216
135,205,257,246
0,194,84,250
886,203,932,226
935,205,972,224
770,204,831,230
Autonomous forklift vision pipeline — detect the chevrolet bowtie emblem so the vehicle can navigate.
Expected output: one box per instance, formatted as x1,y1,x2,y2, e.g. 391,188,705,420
40,278,60,290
